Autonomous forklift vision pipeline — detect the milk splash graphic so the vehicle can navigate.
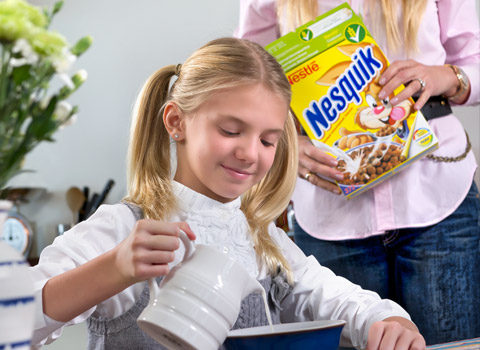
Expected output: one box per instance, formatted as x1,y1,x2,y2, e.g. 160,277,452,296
312,138,400,182
311,139,359,175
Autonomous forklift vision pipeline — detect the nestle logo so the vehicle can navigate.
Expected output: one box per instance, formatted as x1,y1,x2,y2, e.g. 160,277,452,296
288,61,319,85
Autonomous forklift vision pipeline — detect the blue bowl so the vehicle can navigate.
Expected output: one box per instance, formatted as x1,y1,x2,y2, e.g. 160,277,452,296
224,320,346,350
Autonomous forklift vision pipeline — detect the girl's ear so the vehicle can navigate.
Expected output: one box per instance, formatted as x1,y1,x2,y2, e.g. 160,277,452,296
163,102,185,140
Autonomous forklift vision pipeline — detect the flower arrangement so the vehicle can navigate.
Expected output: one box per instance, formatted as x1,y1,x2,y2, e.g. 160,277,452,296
0,0,92,196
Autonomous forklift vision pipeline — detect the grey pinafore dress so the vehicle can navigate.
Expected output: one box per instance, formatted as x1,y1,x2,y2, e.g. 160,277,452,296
86,203,292,349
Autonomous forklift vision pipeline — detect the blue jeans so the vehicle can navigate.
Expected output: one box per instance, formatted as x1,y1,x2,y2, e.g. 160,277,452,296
294,181,480,345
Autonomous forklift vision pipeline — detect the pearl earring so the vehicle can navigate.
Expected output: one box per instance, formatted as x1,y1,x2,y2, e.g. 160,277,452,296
174,134,179,139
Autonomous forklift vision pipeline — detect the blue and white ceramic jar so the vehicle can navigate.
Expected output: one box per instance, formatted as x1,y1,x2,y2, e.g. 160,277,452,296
0,200,35,350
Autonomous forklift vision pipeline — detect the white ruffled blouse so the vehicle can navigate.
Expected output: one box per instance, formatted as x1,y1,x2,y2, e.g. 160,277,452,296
30,181,410,349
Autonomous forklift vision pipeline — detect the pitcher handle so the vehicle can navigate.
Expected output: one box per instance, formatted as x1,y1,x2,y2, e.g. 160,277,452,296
178,229,195,260
148,230,195,303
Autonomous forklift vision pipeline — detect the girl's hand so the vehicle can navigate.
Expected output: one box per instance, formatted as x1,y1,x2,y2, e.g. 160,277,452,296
113,220,196,284
378,59,460,110
298,135,344,195
366,317,426,350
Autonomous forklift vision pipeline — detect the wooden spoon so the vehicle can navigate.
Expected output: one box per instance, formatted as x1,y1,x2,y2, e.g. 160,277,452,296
66,187,86,226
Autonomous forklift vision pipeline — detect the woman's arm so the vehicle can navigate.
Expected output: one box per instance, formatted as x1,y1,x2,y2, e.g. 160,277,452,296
438,0,480,106
379,0,479,110
234,0,279,46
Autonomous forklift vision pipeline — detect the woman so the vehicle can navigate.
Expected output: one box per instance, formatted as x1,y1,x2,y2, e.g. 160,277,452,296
235,0,480,344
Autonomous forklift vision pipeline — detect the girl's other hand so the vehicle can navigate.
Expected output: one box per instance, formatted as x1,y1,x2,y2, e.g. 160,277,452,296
113,220,196,284
378,60,459,110
366,317,426,350
298,135,344,195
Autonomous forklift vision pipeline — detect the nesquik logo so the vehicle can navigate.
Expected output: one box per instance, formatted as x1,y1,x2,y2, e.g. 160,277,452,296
315,42,412,139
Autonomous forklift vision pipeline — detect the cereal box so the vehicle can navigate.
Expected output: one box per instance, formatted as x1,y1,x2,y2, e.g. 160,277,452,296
265,2,438,199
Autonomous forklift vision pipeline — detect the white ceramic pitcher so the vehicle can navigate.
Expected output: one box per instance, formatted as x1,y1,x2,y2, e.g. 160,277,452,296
137,231,264,350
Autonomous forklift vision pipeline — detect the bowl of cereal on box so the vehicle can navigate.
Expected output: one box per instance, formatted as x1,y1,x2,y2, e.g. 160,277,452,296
223,320,345,350
335,141,405,189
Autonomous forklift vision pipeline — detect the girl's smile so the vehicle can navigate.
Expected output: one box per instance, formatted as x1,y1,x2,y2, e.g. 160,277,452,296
221,164,253,180
173,83,288,203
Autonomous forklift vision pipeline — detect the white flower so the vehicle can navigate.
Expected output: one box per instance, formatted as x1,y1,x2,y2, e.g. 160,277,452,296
53,101,78,129
52,47,77,89
51,47,76,73
75,69,88,82
53,100,72,123
10,38,39,66
57,73,75,89
60,113,77,129
39,97,49,109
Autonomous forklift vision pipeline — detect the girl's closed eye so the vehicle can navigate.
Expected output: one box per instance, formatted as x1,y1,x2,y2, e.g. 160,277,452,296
261,131,282,148
261,139,276,147
219,127,239,136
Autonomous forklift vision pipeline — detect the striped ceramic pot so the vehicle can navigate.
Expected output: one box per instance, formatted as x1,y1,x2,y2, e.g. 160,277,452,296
0,200,35,350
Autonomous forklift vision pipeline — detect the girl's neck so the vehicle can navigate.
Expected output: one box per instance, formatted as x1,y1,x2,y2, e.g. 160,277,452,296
172,181,242,211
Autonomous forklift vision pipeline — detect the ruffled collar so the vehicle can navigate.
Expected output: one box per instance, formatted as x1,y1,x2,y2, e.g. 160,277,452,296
172,181,241,213
172,181,259,277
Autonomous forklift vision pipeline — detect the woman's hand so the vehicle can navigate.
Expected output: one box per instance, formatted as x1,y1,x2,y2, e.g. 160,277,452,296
113,220,196,284
298,135,344,195
378,59,461,110
366,317,426,350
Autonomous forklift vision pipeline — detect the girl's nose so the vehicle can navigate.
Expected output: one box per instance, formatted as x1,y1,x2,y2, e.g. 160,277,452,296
235,138,258,163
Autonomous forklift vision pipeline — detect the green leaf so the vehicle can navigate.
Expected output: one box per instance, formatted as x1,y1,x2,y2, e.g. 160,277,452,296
52,1,64,16
70,36,93,56
26,95,58,138
12,65,32,85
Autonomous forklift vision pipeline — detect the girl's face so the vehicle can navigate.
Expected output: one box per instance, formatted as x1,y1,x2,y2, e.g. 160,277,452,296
175,83,288,203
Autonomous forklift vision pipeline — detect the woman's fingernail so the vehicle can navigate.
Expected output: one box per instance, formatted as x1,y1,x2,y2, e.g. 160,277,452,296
335,173,344,180
329,159,338,167
332,189,342,195
391,97,398,105
379,77,386,85
378,91,385,99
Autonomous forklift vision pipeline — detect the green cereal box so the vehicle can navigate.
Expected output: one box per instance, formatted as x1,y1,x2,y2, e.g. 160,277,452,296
265,2,438,199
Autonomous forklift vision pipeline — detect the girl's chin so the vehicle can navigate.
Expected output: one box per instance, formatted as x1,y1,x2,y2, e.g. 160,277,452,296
211,185,250,203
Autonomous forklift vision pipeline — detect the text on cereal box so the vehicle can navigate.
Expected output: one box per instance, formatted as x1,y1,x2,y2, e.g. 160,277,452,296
303,46,382,139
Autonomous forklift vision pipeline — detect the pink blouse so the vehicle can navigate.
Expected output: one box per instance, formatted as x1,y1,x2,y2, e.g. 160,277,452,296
235,0,479,240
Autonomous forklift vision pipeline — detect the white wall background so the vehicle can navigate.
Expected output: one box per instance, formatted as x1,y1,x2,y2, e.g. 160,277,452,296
14,0,241,258
11,0,480,258
6,0,479,347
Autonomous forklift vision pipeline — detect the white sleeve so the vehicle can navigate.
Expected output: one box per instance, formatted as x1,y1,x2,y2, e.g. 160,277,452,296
269,224,411,350
30,203,136,347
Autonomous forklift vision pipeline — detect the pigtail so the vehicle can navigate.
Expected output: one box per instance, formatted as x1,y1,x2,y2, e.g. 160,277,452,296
242,111,298,284
126,65,178,220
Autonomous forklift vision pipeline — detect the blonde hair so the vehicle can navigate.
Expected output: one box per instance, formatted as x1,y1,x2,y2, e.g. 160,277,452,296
125,37,298,282
277,0,427,55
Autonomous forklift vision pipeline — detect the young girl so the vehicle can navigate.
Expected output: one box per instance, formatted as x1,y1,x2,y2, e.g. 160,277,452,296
30,37,425,350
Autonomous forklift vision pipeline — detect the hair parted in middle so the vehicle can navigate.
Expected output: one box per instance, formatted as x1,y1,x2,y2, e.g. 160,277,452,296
125,37,298,282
